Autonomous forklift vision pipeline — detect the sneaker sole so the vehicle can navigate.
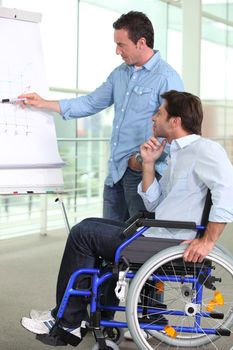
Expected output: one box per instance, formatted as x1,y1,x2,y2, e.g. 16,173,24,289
21,317,50,335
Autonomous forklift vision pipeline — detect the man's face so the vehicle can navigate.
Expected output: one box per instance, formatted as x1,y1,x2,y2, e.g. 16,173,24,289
152,103,171,138
114,29,141,66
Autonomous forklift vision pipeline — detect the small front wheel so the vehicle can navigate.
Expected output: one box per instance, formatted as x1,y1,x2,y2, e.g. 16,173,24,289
91,339,120,350
102,326,124,345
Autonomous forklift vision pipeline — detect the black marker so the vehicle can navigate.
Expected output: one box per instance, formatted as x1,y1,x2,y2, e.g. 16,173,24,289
0,97,27,104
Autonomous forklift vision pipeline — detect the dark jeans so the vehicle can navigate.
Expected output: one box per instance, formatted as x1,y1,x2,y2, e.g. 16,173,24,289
52,218,127,328
103,167,146,221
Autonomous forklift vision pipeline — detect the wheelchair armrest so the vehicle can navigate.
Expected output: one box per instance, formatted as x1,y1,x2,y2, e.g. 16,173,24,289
122,218,198,239
136,218,197,230
122,218,143,237
125,210,154,225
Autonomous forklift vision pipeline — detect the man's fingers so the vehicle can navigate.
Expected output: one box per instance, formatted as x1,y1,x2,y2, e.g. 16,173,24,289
180,239,192,245
198,255,204,263
161,139,167,149
183,246,205,263
183,250,196,262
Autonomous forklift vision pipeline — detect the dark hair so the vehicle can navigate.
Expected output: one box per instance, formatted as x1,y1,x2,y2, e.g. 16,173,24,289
113,11,154,49
161,90,203,135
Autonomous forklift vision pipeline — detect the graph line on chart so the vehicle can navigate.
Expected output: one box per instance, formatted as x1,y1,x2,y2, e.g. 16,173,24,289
0,62,35,137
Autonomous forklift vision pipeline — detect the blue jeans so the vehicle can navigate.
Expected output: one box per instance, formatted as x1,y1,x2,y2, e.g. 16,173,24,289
103,167,146,221
52,218,127,328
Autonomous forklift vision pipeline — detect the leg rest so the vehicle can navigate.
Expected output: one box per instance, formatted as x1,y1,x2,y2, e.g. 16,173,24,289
36,324,88,347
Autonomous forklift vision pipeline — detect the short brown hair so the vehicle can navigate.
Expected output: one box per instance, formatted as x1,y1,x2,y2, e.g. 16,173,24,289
161,90,203,135
113,11,154,49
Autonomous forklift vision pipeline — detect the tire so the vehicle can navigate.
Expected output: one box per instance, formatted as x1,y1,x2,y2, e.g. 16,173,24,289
126,244,233,349
91,339,119,350
102,326,124,345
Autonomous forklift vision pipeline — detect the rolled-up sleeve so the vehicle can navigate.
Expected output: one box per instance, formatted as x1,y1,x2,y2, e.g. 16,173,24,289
138,178,162,212
59,74,114,120
195,142,233,223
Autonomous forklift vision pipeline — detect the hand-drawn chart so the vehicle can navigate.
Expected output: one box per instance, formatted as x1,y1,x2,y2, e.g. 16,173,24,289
0,63,63,168
0,63,35,138
0,8,64,193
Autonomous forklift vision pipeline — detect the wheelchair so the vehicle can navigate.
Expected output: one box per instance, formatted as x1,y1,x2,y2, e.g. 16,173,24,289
36,197,233,350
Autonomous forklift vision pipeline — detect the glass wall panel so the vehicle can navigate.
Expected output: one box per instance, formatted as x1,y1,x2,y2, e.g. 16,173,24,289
202,104,226,138
226,32,233,100
78,2,121,91
167,4,182,76
202,0,227,20
229,3,233,21
80,0,169,58
201,0,233,162
201,37,227,100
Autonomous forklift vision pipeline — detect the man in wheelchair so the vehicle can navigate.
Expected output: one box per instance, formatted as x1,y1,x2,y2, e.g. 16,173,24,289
21,90,233,348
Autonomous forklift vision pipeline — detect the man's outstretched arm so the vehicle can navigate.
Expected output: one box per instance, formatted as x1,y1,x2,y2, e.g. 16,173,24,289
19,92,61,113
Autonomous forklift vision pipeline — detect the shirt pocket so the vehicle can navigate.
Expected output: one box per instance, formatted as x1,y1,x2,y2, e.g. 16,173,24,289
172,170,189,191
130,85,154,113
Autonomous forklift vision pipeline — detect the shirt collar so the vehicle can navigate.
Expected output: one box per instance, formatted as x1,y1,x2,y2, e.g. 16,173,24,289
128,50,160,72
143,50,160,71
171,134,201,151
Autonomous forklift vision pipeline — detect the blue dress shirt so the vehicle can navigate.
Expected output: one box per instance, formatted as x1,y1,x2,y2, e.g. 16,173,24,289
138,135,233,239
59,51,183,185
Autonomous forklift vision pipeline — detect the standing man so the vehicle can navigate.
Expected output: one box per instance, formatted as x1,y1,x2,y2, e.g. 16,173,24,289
20,11,183,221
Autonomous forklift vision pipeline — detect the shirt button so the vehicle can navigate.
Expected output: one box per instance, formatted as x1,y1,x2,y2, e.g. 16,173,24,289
110,158,113,162
116,125,119,128
121,108,124,112
133,76,136,79
113,142,116,146
126,91,129,95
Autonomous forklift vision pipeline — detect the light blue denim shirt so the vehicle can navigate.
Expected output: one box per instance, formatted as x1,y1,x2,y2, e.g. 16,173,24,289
59,51,184,185
138,135,233,239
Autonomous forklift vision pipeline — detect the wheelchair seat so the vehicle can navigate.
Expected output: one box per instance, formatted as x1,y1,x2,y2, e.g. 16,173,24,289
121,236,182,265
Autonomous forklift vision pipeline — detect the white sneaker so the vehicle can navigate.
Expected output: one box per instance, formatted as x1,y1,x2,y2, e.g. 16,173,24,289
21,317,55,334
29,309,54,321
21,316,83,339
124,329,152,341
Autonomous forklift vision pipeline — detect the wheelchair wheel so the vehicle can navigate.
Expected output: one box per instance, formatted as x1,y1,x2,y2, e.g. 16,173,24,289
102,326,124,345
126,244,233,349
91,339,119,350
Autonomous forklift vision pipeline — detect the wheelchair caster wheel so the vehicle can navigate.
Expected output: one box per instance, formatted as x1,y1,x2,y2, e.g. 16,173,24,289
102,326,124,345
91,339,119,350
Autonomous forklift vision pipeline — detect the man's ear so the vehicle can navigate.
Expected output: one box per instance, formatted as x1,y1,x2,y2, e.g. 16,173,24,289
172,116,182,129
137,37,147,49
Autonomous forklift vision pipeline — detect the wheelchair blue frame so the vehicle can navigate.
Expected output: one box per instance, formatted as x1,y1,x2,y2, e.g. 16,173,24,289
55,223,221,338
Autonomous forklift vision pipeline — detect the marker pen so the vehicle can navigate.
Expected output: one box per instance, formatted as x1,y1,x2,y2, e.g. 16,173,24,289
0,97,27,104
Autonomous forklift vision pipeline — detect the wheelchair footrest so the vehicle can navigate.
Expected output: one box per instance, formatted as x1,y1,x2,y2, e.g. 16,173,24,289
139,314,168,325
36,325,88,347
36,333,68,346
